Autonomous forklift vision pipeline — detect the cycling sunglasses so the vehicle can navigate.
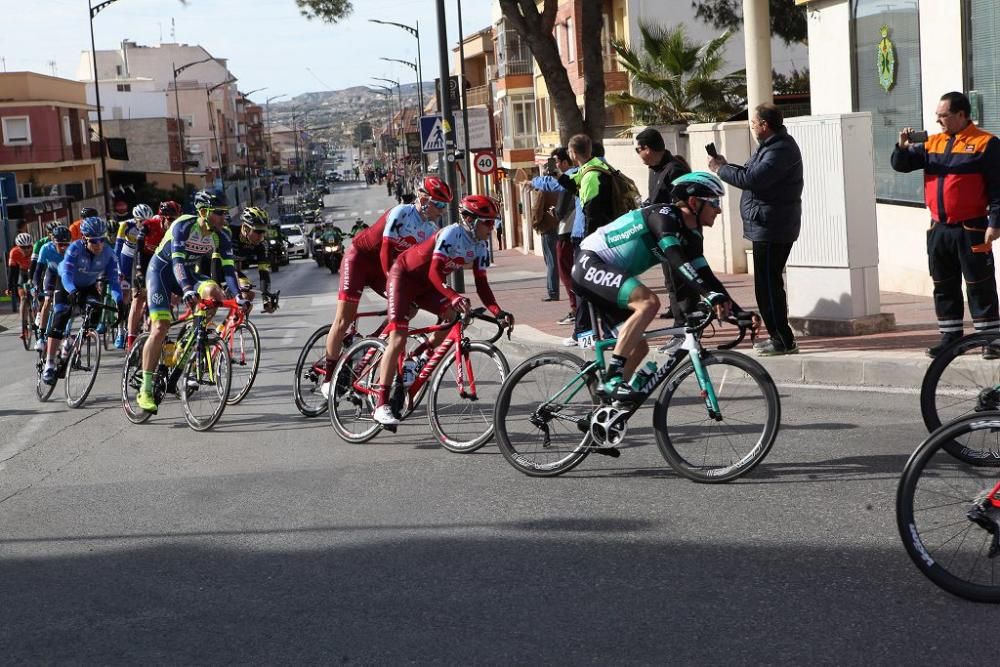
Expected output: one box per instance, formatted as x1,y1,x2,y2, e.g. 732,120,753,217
430,200,448,210
698,197,722,210
476,217,498,229
85,236,106,244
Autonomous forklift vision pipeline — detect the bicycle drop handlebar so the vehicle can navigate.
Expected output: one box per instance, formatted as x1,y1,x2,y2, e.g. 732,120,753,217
457,307,512,344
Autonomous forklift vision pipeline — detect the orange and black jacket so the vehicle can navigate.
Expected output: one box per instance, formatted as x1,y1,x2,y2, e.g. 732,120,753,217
891,124,1000,228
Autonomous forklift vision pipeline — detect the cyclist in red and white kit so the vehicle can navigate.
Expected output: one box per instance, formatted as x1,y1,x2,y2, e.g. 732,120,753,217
319,176,453,398
372,194,514,426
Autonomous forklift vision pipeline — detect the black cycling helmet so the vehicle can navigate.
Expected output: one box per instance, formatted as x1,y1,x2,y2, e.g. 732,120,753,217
194,190,227,211
51,226,71,243
79,206,99,219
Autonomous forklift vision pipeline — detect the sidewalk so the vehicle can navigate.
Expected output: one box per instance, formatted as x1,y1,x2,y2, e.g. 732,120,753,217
484,248,945,389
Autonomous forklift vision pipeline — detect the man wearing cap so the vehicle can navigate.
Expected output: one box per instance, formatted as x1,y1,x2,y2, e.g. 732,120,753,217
635,127,691,323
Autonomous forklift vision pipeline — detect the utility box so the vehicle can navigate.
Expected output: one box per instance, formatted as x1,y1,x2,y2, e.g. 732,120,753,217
783,113,894,335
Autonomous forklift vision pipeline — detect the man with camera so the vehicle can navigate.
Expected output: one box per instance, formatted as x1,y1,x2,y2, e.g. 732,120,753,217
891,91,1000,357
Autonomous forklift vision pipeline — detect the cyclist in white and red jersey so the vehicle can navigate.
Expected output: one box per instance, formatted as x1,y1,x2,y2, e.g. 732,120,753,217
319,176,452,397
371,194,514,426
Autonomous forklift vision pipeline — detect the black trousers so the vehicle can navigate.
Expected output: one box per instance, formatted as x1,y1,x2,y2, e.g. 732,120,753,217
752,240,795,349
927,221,1000,335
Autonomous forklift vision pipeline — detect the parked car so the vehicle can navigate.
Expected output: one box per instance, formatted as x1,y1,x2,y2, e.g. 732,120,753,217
280,223,308,260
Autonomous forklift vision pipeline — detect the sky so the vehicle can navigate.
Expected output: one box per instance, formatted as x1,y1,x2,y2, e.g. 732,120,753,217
1,0,494,105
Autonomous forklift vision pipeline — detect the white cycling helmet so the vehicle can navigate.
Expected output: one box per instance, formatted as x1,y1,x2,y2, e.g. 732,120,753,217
132,203,154,221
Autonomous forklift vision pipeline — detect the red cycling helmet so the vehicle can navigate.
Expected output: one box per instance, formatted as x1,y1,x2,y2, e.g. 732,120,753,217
459,194,501,220
159,200,181,218
418,175,453,203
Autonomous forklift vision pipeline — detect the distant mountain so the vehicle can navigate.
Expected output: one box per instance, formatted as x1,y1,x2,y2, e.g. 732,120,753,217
276,82,429,108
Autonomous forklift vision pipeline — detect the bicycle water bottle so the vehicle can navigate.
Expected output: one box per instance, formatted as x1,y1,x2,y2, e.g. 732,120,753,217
163,341,177,367
402,359,417,387
629,361,658,391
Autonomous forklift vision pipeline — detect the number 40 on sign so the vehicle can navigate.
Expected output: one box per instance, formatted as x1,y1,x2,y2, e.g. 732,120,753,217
474,152,496,175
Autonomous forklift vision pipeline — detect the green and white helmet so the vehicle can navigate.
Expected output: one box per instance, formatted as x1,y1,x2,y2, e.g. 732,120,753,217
671,171,725,201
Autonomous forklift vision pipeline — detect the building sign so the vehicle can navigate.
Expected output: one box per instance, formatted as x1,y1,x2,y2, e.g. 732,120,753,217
877,25,896,92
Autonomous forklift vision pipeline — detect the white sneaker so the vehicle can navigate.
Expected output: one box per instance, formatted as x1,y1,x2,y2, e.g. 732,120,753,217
561,336,577,347
34,338,45,352
320,382,332,399
373,404,399,426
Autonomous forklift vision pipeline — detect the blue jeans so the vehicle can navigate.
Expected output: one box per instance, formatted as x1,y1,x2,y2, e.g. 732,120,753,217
541,231,559,299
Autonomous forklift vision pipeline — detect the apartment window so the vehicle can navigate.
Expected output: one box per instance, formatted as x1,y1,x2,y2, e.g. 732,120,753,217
116,83,131,92
115,65,123,76
80,118,89,143
181,115,194,129
966,0,1000,131
566,19,576,62
63,116,73,146
555,24,564,59
2,116,31,145
507,93,536,149
852,0,923,204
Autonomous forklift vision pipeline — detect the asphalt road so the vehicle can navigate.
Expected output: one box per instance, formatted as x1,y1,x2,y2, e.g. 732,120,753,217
1,182,998,664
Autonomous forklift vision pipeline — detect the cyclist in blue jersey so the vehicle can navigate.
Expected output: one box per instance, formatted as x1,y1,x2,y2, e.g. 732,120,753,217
571,172,753,404
113,203,155,349
137,190,245,414
30,225,71,353
41,217,122,385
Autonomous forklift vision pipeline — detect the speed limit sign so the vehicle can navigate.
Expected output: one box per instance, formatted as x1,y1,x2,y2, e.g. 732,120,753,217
474,152,497,175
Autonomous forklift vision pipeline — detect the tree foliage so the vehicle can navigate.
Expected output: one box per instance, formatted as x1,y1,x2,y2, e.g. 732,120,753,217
292,0,353,23
692,0,807,45
772,67,809,94
608,23,745,125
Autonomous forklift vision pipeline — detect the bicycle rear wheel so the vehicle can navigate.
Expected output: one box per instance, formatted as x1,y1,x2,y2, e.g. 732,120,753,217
493,351,596,477
226,321,260,405
329,337,384,443
20,313,31,351
897,412,1000,603
428,342,509,453
293,324,331,417
121,332,152,424
180,335,231,431
65,330,101,408
920,331,1000,462
653,350,780,483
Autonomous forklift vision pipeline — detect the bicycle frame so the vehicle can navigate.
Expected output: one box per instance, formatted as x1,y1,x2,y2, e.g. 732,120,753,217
543,307,732,428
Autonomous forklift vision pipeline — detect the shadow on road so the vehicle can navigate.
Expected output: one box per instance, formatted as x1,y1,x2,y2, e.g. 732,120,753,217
0,531,980,663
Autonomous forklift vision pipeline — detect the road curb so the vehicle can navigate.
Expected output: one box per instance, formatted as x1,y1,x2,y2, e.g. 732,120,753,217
472,322,931,390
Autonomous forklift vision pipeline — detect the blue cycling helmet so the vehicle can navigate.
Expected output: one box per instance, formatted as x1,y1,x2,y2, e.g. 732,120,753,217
51,226,71,243
80,216,107,239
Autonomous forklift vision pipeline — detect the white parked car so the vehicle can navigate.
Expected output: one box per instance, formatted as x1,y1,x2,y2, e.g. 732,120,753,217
280,224,308,259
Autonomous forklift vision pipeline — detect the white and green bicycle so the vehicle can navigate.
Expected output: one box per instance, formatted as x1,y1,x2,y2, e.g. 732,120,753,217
492,306,781,482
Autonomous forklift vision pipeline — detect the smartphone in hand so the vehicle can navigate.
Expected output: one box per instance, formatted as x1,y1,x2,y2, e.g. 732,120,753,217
906,130,929,143
545,156,557,174
706,142,719,158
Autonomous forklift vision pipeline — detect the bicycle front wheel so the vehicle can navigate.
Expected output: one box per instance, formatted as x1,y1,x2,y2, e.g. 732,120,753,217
121,332,152,424
226,321,260,405
653,350,780,483
293,324,331,417
35,352,55,402
329,337,384,443
920,331,1000,462
493,351,596,477
180,336,232,431
897,412,1000,603
65,330,102,408
428,342,509,453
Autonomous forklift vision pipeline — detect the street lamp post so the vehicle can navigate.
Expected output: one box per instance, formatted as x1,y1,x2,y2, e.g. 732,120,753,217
239,87,267,206
370,84,396,162
433,0,463,292
206,77,237,201
369,19,424,114
172,56,214,202
88,0,126,217
264,94,287,180
373,77,403,162
456,0,473,194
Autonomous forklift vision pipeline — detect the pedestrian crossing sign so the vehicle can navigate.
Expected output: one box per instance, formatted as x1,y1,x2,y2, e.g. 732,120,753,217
421,115,445,153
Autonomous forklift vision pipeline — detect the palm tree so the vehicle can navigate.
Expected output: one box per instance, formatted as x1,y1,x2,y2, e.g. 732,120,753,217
608,22,746,125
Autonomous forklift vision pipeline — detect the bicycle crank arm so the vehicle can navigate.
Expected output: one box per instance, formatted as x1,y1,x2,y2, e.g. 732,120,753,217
591,446,621,458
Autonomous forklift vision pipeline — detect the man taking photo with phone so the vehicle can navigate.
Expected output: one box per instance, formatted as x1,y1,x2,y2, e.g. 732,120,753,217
891,91,1000,357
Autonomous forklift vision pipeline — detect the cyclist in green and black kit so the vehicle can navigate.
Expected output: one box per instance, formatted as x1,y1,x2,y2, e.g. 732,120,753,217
571,171,753,404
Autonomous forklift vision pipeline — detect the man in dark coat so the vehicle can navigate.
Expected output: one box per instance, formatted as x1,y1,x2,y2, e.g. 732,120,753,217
635,127,690,322
710,103,803,356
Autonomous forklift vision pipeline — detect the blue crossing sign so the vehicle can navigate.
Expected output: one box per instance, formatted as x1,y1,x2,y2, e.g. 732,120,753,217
420,115,445,153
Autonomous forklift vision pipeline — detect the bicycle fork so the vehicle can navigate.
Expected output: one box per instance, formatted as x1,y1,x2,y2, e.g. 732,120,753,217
684,334,722,421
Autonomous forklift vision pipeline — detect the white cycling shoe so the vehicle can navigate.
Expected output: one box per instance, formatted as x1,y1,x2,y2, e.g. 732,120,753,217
372,404,399,426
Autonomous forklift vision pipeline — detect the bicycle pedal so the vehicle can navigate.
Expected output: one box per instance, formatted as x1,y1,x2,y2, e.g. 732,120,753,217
382,423,398,434
591,446,621,458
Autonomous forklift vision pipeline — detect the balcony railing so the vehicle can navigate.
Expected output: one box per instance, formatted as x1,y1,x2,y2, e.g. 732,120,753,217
604,52,621,72
465,84,491,108
498,59,533,77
